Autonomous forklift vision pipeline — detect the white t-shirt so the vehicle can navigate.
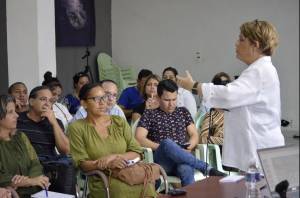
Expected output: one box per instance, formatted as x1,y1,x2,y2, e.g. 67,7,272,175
177,87,197,119
52,102,73,132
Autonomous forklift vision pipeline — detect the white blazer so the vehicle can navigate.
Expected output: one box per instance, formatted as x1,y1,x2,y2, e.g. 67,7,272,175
201,56,285,171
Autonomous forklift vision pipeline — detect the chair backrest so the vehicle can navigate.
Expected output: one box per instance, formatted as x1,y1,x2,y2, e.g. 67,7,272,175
115,64,137,93
97,53,113,69
97,53,137,93
195,110,207,130
97,53,121,86
131,117,140,135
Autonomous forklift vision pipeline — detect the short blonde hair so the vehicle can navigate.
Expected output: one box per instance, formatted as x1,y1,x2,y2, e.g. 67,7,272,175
240,19,279,56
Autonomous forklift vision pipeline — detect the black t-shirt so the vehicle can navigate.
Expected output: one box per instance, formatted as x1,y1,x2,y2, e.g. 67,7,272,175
17,112,64,157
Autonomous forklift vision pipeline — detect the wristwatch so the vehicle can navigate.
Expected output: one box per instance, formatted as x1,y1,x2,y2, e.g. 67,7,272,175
192,82,199,95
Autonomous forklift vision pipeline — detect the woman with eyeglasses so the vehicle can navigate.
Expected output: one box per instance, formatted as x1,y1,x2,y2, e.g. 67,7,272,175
42,71,73,133
62,71,90,115
177,20,285,172
72,80,126,122
0,95,49,198
67,83,157,198
131,74,160,123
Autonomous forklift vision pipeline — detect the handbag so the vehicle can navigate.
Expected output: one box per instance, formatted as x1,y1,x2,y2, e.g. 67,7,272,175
109,162,161,198
110,162,161,185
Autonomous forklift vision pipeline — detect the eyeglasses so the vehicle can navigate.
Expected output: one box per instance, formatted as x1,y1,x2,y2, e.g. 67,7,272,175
38,97,55,104
86,95,108,103
105,92,118,100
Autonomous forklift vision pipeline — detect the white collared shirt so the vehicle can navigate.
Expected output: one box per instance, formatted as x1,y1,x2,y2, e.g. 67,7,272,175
53,102,73,132
202,56,285,171
177,87,197,119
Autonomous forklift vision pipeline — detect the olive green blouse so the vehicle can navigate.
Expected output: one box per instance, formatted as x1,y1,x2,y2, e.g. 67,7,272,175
0,131,43,198
68,115,157,198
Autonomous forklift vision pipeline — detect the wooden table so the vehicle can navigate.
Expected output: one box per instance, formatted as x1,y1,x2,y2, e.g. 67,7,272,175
158,176,246,198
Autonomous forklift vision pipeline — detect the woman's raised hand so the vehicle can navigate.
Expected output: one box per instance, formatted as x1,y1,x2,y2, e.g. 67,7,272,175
176,70,195,91
145,94,159,109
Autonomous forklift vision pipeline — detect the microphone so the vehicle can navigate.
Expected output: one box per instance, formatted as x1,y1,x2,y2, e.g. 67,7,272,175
205,107,214,177
208,108,214,138
81,49,90,59
275,180,289,198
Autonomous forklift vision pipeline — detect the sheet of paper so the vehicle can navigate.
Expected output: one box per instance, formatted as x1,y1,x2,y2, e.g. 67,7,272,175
31,190,75,198
219,175,245,183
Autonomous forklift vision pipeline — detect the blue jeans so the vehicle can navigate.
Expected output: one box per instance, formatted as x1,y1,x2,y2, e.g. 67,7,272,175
154,139,212,186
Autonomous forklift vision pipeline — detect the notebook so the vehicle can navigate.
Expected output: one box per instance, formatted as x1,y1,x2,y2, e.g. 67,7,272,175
257,145,299,198
31,190,75,198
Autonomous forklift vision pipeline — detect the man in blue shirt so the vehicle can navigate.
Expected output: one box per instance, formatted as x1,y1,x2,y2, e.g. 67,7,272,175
118,69,152,121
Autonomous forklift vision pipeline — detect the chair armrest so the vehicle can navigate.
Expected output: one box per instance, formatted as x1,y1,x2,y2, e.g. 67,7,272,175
158,165,169,194
140,148,169,194
82,170,110,198
142,147,154,163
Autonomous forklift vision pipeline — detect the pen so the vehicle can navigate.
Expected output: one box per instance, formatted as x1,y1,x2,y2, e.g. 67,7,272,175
45,187,48,198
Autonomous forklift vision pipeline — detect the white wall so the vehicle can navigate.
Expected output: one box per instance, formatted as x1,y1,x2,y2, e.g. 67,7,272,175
6,0,56,92
112,0,299,131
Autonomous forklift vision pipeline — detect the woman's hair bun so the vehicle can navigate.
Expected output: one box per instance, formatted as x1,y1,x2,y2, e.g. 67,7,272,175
44,71,53,81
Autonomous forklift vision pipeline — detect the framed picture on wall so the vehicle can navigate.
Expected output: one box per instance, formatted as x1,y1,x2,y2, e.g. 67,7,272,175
55,0,95,46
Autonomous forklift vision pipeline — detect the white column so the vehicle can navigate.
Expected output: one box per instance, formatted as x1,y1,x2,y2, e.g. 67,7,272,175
6,0,56,92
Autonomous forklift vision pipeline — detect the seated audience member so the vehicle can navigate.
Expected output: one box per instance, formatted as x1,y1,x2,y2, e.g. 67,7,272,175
73,80,126,121
42,71,73,132
0,95,49,198
16,86,76,196
68,83,157,198
199,72,232,150
63,71,90,115
135,80,226,187
118,69,153,120
131,74,160,123
8,82,29,113
162,67,197,119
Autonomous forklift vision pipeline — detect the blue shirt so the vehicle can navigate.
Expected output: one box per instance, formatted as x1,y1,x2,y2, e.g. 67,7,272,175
62,94,80,115
118,86,144,109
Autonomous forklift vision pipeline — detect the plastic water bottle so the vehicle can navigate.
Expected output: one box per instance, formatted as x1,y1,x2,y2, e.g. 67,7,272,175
245,164,261,198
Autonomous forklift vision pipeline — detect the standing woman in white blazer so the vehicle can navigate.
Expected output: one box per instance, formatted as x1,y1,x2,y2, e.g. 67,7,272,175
177,19,285,172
